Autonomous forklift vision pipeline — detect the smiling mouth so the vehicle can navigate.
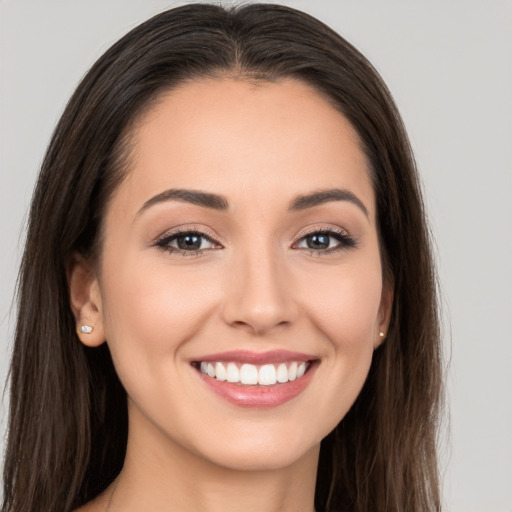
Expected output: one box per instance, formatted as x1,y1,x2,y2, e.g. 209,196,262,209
193,360,313,386
191,352,319,407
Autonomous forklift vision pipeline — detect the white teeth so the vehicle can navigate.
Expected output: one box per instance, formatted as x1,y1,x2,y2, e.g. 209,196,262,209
240,364,258,385
198,360,311,385
288,362,297,381
215,362,227,381
226,362,240,383
259,364,277,386
276,363,288,383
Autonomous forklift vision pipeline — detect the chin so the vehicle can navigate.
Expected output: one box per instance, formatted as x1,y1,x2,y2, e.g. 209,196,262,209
201,440,320,472
183,419,326,473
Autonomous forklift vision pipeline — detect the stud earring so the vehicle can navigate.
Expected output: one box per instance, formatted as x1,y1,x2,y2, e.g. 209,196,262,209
379,331,385,338
80,325,93,334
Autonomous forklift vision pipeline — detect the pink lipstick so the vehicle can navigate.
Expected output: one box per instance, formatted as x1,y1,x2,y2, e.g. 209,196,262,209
191,350,318,408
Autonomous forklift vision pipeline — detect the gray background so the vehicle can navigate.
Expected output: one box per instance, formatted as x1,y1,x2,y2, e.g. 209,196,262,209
1,1,511,510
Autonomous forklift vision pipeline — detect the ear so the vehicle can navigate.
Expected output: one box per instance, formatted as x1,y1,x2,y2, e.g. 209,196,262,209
374,281,394,349
67,253,105,347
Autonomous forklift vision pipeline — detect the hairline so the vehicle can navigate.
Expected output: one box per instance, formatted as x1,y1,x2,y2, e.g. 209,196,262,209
91,71,380,271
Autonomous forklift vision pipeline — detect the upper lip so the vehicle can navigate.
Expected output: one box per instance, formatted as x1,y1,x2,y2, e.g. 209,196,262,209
191,350,317,365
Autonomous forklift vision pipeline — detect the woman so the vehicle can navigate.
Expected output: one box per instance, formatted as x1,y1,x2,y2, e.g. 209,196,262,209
2,3,443,511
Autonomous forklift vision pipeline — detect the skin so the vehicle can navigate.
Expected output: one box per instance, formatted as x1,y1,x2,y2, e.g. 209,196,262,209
70,77,392,512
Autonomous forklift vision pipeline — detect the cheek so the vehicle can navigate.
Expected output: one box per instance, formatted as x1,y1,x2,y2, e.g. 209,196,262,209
298,263,382,430
99,252,220,367
299,260,383,349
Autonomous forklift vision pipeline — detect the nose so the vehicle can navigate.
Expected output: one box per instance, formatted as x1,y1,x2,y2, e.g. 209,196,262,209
221,246,297,335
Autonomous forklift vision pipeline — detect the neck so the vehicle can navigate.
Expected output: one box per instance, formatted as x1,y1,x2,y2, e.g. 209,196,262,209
101,407,319,512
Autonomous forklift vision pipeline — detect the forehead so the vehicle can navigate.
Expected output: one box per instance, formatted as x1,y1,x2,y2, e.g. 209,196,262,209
116,77,375,218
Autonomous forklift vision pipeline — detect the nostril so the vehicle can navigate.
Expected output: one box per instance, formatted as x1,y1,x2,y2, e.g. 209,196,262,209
228,318,291,336
221,266,298,334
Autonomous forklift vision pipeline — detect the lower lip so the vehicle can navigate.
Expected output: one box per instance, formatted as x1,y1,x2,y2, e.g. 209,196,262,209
195,362,317,408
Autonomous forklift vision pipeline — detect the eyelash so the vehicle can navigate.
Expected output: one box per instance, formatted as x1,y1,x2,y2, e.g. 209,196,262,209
154,227,357,256
154,228,221,257
293,227,357,255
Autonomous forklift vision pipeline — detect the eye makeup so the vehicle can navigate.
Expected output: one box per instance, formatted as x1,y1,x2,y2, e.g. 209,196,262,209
152,223,357,258
292,226,358,255
153,227,222,256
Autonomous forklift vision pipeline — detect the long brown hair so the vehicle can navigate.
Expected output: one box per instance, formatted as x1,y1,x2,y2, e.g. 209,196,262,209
2,4,443,511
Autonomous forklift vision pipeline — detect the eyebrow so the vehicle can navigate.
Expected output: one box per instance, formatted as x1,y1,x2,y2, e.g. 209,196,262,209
289,188,368,217
137,186,368,218
137,188,229,215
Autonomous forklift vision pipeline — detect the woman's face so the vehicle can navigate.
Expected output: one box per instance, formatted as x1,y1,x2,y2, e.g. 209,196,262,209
79,78,391,471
